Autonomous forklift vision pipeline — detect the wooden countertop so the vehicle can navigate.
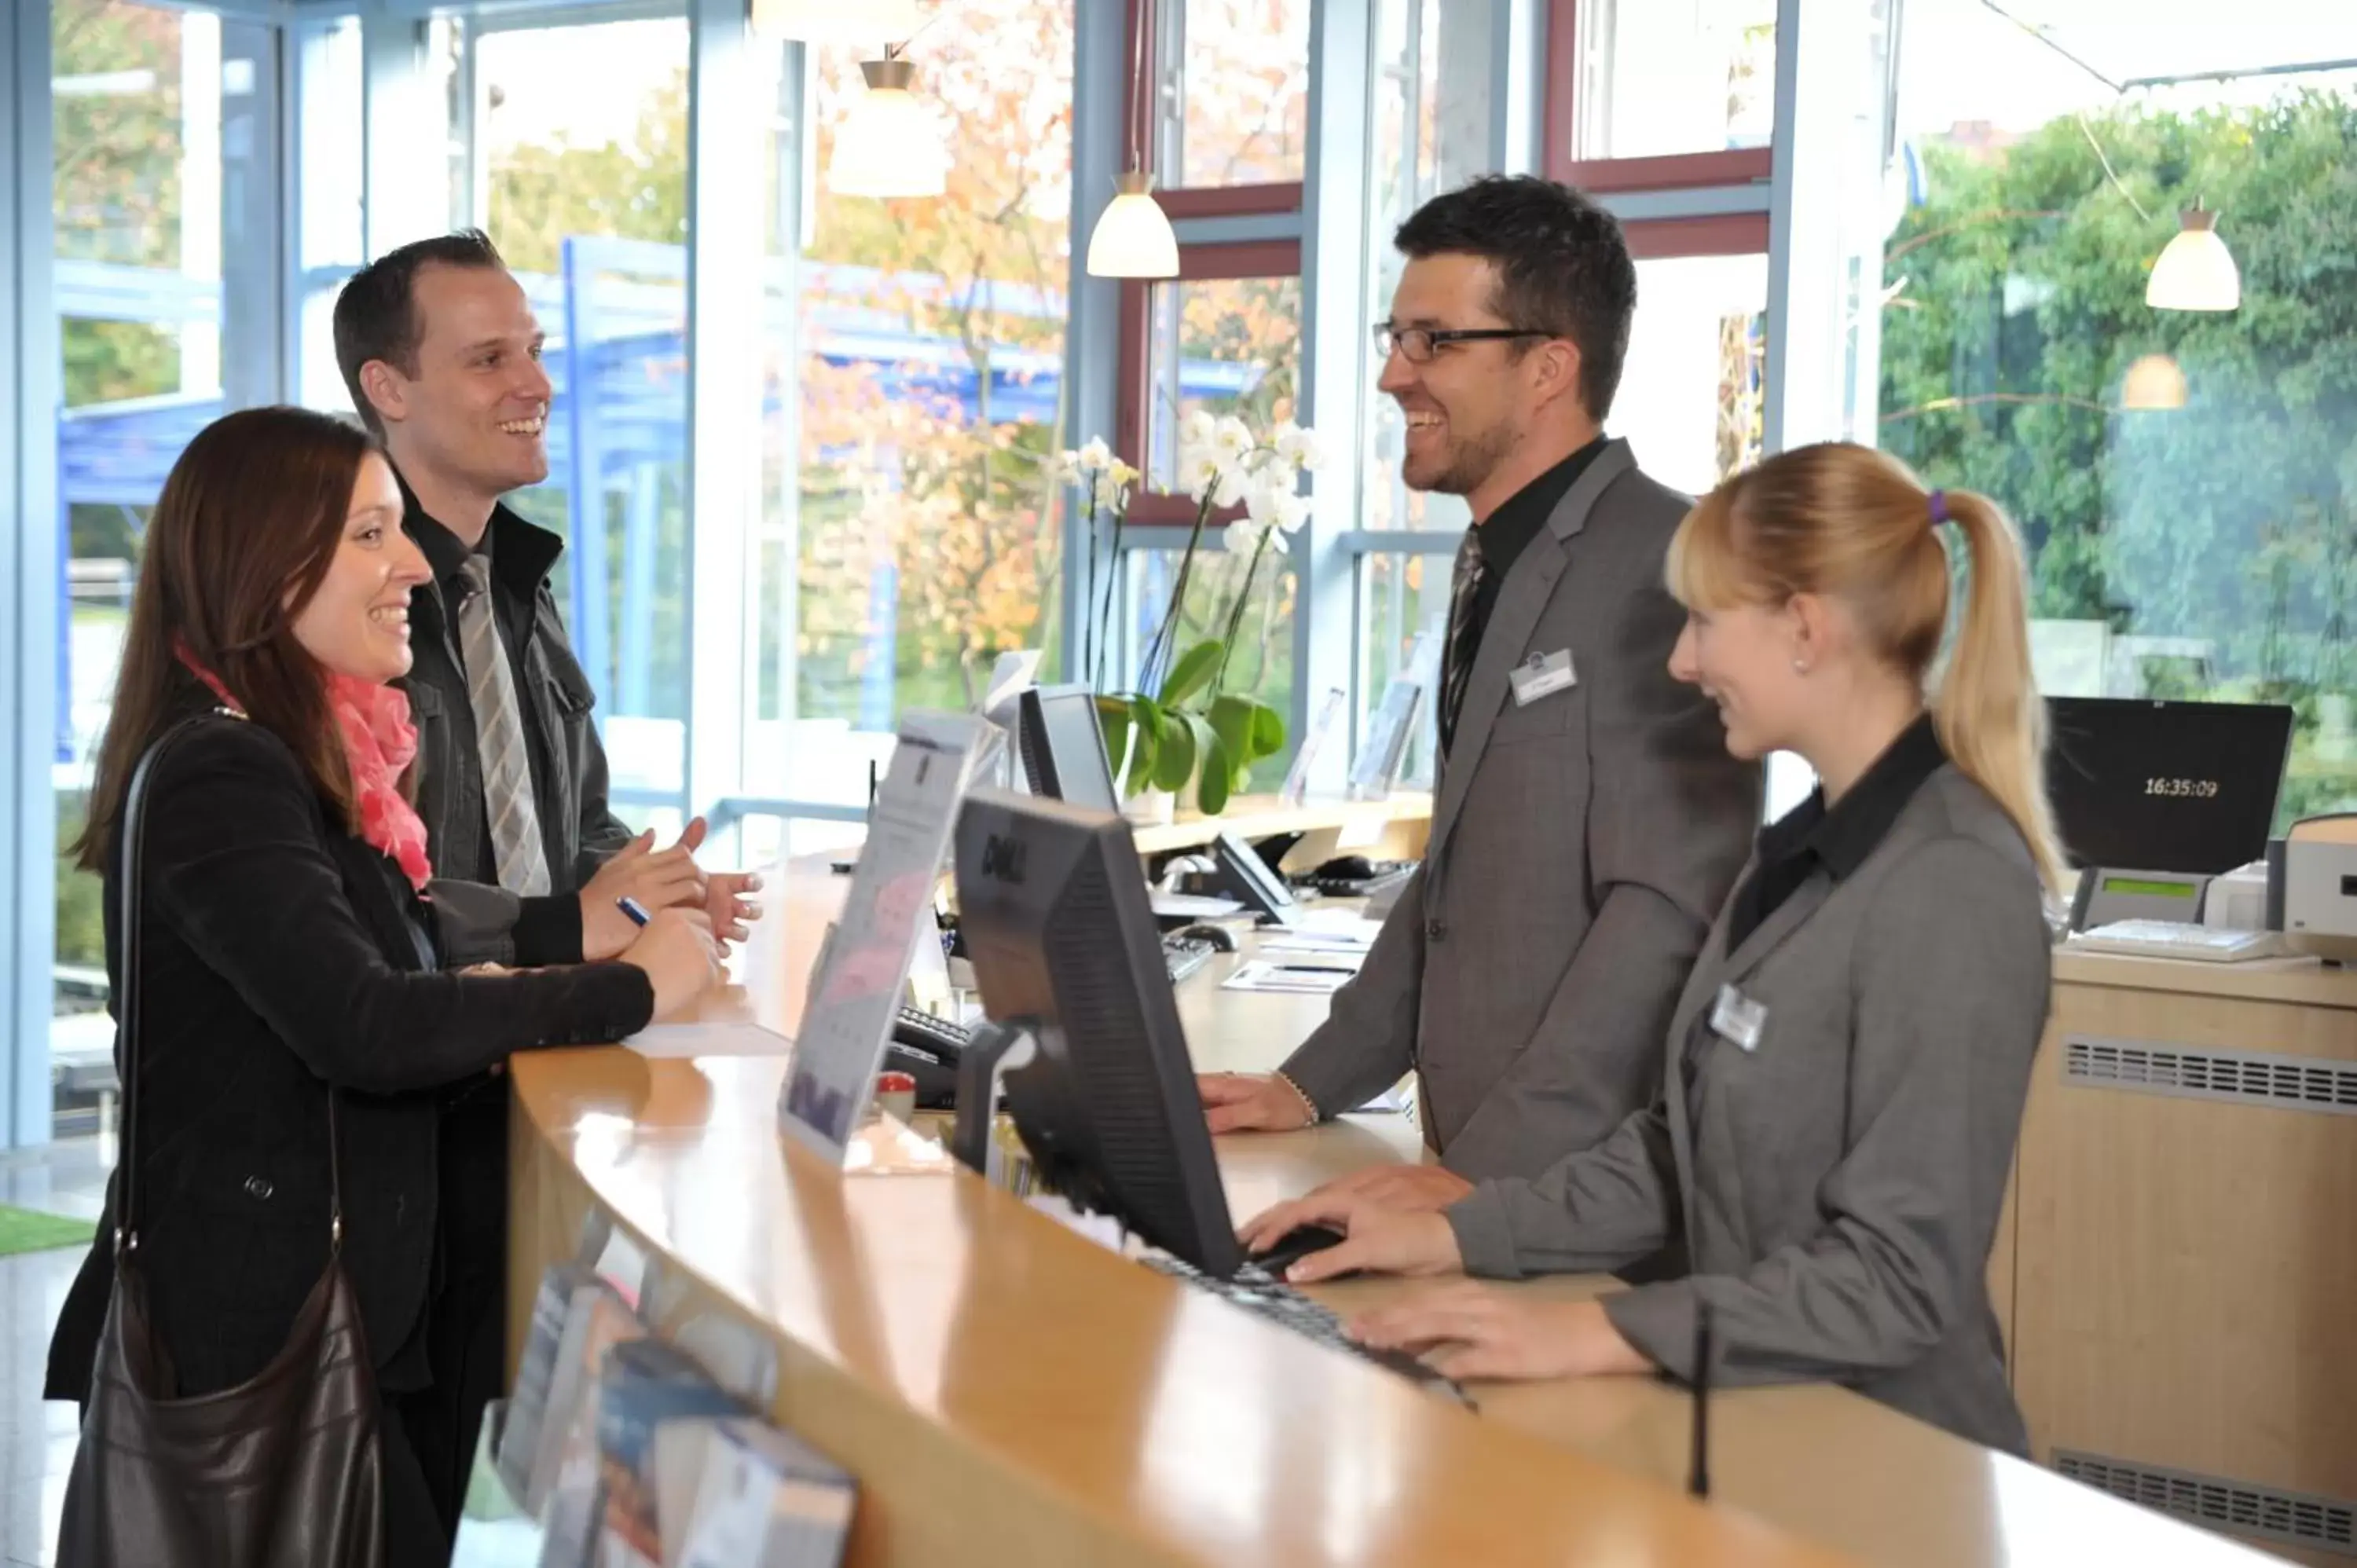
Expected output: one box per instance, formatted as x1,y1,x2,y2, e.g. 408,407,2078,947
508,866,2286,1568
2053,944,2357,1008
1127,790,1433,855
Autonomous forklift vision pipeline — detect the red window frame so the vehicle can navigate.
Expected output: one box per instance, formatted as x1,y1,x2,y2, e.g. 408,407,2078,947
1112,0,1309,524
1543,0,1775,193
1115,243,1303,525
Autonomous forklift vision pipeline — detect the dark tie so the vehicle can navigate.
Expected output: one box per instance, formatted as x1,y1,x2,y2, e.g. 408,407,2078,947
456,557,552,896
1438,533,1487,764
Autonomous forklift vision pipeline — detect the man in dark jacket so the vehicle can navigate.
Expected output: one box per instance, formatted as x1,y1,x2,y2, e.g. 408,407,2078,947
331,231,753,1532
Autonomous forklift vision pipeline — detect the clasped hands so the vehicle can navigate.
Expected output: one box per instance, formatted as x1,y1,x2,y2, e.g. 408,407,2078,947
578,817,763,962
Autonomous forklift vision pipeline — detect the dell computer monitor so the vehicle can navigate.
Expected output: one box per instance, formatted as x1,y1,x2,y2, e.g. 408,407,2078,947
951,787,1244,1278
1018,685,1121,812
2044,697,2295,876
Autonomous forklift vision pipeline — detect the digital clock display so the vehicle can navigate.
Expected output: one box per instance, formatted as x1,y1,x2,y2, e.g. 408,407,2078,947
2143,778,2221,799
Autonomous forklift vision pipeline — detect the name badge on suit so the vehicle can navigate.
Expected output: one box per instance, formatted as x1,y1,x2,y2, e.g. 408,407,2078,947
1710,984,1767,1052
1509,649,1576,707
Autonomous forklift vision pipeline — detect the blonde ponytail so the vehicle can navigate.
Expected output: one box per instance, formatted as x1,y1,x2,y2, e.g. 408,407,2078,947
1667,441,2065,888
1930,490,2066,888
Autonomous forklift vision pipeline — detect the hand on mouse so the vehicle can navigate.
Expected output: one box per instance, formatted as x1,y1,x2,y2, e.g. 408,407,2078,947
1237,1185,1463,1284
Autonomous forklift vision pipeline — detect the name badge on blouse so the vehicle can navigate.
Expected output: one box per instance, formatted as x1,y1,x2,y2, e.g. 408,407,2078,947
1509,648,1577,707
1710,984,1767,1053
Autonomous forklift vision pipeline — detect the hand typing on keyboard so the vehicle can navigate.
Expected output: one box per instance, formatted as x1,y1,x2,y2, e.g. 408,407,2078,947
1347,1284,1653,1383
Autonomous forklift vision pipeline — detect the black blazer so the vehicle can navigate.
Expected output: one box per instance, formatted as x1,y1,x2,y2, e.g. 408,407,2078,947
46,702,655,1404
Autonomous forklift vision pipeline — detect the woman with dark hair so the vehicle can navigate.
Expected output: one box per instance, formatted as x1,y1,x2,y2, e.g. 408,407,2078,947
45,405,723,1562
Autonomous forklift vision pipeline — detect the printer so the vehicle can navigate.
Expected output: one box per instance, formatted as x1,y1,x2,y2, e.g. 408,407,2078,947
2267,814,2357,964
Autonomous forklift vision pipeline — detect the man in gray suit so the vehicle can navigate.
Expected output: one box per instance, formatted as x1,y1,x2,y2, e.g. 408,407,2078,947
1200,177,1760,1200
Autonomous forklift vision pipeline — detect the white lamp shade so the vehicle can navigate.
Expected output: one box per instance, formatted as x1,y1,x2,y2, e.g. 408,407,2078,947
827,64,948,199
2146,208,2241,312
2121,353,2187,412
747,0,926,42
1086,179,1179,279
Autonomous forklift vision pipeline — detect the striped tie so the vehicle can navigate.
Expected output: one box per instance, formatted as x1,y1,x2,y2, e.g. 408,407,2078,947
456,557,552,896
1437,532,1487,764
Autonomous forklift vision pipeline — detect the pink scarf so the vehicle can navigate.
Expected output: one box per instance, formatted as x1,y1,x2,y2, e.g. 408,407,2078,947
175,645,435,892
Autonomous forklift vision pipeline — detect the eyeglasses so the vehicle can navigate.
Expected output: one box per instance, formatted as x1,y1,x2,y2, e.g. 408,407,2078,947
1372,323,1545,364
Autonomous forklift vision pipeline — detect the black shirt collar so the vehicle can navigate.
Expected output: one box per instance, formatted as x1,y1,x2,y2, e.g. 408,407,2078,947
1473,434,1607,578
1761,712,1948,880
396,471,564,598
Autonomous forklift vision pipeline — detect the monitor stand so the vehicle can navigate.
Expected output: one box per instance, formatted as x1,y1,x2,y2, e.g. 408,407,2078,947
2071,868,2212,931
950,1020,1037,1178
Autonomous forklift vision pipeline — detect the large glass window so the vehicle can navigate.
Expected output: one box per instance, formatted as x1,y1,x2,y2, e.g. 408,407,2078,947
1615,251,1767,500
1142,273,1302,491
294,17,364,412
1567,0,1777,163
50,0,277,1124
746,1,1076,843
1172,0,1313,188
1358,551,1447,789
1877,0,2357,828
474,16,692,830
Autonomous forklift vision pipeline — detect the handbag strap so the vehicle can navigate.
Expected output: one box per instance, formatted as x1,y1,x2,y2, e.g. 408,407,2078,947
115,709,346,1261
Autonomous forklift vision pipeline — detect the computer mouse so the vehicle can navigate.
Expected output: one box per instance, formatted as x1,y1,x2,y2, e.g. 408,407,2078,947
1318,855,1379,881
1174,921,1241,952
1251,1222,1355,1279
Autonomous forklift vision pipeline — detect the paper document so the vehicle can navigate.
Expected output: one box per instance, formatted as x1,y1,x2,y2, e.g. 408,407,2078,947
625,1023,794,1060
1280,908,1382,946
1221,958,1356,995
780,713,990,1163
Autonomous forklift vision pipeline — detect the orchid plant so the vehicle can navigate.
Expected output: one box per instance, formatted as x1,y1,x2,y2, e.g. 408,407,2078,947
1058,410,1321,815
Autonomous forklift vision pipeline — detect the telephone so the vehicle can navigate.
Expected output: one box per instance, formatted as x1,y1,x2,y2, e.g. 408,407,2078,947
885,1006,972,1110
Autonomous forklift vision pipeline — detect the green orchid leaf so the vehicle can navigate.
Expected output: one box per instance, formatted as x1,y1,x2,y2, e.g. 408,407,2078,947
1206,694,1256,785
1248,698,1287,760
1152,705,1198,792
1157,639,1224,709
1196,727,1233,815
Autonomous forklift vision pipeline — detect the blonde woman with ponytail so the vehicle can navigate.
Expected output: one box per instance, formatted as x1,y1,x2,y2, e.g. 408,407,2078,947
1241,441,2058,1455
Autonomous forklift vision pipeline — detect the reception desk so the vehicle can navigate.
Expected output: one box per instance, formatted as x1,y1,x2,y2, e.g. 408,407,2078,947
507,856,2290,1567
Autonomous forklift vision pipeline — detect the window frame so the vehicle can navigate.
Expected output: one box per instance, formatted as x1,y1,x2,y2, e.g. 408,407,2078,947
1108,2,1308,527
1541,0,1776,192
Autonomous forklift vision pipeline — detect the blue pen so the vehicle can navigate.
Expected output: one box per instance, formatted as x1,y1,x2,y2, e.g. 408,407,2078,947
617,896,652,928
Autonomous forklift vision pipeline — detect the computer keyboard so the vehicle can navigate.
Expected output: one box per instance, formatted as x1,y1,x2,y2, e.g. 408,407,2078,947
1162,932,1219,985
2068,920,2293,963
1145,1253,1474,1406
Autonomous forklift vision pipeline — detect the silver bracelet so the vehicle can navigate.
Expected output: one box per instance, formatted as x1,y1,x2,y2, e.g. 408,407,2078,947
1272,1070,1321,1129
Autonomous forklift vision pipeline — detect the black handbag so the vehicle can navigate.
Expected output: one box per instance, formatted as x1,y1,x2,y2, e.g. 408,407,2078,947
57,712,386,1568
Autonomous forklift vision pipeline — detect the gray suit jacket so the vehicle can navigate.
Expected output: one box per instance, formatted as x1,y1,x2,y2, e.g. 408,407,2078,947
1280,440,1761,1178
1446,764,2052,1455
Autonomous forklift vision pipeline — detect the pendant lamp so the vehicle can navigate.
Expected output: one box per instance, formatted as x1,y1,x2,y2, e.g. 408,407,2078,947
829,51,949,200
2146,200,2241,312
1085,0,1178,278
2121,353,2187,412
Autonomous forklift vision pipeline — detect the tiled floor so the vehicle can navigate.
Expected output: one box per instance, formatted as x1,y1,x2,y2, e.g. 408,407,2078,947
0,1139,112,1568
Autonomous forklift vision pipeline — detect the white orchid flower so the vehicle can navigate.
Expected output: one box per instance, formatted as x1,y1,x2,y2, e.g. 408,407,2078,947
1270,490,1311,534
1077,436,1115,474
1274,420,1326,474
1222,519,1266,556
1211,464,1252,511
1243,477,1281,526
1211,414,1254,467
1176,445,1219,504
1180,407,1219,449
